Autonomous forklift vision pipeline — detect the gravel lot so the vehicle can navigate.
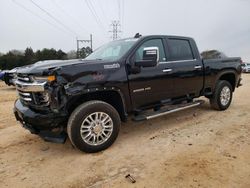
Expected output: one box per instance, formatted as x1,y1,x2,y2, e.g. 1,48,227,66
0,74,250,188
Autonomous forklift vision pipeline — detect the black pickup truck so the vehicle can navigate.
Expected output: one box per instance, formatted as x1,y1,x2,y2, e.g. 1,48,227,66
14,35,242,153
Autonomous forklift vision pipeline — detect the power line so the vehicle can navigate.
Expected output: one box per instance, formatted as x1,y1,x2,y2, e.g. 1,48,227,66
51,0,89,35
88,0,105,29
12,0,73,37
84,0,106,31
98,0,109,24
121,0,124,31
29,0,80,37
117,0,121,21
117,0,124,37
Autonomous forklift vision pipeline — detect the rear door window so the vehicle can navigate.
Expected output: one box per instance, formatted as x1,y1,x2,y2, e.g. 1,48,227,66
168,39,194,61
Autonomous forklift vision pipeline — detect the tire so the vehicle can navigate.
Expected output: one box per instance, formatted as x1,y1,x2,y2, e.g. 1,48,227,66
67,100,121,153
209,80,233,111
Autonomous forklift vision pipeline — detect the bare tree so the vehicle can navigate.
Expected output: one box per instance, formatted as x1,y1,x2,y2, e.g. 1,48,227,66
201,50,227,59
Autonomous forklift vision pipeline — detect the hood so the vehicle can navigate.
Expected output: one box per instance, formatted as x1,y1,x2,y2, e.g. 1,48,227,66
16,59,104,75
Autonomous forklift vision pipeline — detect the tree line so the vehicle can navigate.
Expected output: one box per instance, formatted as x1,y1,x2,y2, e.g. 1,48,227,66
200,50,227,59
0,46,225,71
0,47,92,70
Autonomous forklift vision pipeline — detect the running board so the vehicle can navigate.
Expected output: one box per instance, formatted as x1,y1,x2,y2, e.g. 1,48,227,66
133,100,204,121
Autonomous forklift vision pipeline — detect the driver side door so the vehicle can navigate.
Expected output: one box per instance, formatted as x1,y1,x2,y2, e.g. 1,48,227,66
127,38,175,109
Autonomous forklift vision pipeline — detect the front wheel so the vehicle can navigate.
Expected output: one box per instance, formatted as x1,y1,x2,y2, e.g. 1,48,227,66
210,80,233,111
67,100,121,153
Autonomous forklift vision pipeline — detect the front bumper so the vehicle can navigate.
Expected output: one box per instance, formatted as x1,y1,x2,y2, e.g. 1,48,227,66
14,99,67,133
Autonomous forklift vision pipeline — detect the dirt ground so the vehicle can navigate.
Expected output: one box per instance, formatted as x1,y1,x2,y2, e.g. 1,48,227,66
0,74,250,188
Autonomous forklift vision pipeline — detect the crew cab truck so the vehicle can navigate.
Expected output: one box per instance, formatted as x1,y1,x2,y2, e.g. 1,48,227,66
14,35,242,153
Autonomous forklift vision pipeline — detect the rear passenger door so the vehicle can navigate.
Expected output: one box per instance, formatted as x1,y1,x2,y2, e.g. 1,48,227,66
165,38,203,98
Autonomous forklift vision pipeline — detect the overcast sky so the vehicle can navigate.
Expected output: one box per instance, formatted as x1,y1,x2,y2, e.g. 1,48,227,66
0,0,249,61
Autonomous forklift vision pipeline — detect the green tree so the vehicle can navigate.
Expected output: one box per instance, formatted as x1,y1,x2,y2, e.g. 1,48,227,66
0,51,25,70
56,49,67,59
78,46,93,58
0,48,68,70
24,47,35,65
35,48,58,60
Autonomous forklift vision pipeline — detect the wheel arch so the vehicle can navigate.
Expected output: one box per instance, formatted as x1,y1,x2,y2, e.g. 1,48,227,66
215,70,237,92
66,88,127,122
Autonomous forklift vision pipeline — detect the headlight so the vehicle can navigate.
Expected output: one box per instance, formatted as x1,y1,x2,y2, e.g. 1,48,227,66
30,75,56,83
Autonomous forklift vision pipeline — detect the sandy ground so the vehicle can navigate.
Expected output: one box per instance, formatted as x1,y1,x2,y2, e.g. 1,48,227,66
0,74,250,188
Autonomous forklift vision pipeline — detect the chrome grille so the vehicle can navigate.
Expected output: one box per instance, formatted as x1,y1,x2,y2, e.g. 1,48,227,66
17,75,31,82
16,74,49,106
18,90,32,102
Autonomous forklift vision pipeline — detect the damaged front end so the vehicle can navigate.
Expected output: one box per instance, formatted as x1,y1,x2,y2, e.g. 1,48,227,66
14,71,68,143
13,58,121,144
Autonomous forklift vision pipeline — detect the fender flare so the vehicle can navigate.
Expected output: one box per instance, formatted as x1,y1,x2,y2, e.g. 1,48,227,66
76,86,128,120
213,69,237,91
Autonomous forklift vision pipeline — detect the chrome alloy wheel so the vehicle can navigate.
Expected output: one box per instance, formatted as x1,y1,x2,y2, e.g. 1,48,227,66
80,112,113,146
220,86,231,106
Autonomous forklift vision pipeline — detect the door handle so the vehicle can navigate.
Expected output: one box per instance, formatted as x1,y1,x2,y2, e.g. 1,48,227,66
194,65,202,69
162,68,172,73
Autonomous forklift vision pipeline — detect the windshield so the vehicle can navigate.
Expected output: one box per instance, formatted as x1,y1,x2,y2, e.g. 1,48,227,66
85,38,138,61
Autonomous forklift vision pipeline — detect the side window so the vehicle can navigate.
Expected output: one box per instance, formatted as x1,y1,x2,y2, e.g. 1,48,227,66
135,39,166,62
168,39,194,61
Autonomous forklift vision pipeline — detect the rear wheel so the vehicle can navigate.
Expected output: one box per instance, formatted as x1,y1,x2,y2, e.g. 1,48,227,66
67,100,121,153
210,80,233,111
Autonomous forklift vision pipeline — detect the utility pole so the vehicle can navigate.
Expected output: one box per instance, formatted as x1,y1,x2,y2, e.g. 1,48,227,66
76,34,93,58
109,20,121,40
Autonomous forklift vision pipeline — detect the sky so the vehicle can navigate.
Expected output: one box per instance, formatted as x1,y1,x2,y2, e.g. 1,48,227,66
0,0,249,61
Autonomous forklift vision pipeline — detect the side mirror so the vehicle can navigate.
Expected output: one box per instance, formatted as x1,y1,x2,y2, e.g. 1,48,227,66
135,47,159,67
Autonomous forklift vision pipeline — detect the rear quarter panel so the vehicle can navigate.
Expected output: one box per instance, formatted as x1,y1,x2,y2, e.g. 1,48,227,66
203,58,242,92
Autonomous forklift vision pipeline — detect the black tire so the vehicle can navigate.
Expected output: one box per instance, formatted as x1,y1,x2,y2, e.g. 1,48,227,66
67,100,121,153
209,80,233,111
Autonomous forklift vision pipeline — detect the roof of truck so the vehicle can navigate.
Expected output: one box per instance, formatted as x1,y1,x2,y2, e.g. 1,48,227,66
140,35,194,40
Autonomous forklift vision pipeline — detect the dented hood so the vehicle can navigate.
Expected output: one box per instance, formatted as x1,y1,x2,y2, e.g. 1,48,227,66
16,59,107,75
